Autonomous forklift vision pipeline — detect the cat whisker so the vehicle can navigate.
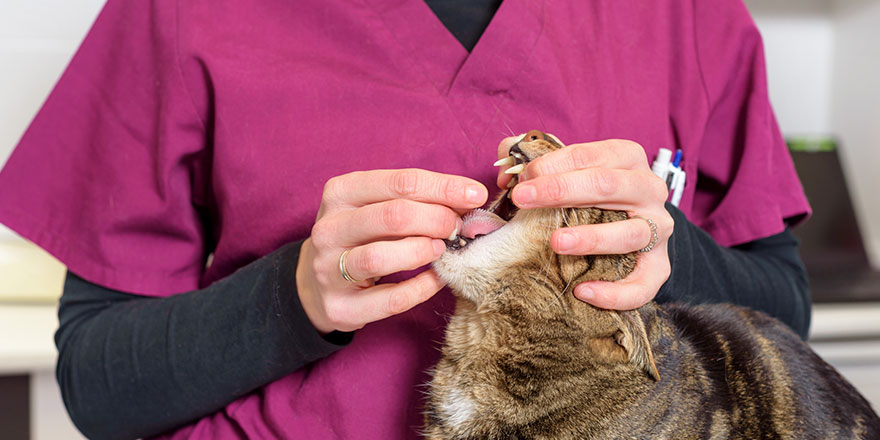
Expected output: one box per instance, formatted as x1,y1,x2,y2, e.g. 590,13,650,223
486,92,516,137
501,117,516,137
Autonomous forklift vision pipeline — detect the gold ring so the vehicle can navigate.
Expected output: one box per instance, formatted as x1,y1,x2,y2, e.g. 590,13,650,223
338,249,360,283
631,215,658,253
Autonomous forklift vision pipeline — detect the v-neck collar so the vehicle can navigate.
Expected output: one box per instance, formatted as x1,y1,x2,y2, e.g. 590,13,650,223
370,0,544,96
369,0,545,144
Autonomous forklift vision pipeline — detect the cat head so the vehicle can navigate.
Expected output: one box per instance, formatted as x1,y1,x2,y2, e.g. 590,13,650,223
433,131,660,381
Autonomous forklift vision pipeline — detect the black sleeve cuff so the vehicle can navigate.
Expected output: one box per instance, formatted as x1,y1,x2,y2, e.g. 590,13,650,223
56,240,352,439
271,241,354,361
657,203,811,339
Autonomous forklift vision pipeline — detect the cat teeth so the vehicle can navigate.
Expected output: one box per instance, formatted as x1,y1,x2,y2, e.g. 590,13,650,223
507,179,517,188
504,164,525,175
443,235,474,250
447,227,459,241
493,157,515,167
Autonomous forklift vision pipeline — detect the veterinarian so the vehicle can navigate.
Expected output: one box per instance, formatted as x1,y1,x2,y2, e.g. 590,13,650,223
0,0,811,438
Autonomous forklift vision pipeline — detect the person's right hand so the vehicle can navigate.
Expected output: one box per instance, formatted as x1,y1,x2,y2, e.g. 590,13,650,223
296,169,488,334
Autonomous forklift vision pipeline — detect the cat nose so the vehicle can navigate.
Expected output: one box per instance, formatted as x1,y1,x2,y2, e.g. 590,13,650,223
509,130,546,160
524,130,545,142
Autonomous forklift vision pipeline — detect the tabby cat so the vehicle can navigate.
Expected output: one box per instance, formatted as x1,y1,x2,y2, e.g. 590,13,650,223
426,131,880,439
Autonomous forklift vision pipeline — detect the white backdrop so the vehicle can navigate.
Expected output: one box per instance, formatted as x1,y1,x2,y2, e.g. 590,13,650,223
745,0,880,268
0,0,104,240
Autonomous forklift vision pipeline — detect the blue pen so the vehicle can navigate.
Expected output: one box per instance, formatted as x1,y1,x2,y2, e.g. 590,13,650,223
670,150,685,206
672,149,683,168
665,150,682,189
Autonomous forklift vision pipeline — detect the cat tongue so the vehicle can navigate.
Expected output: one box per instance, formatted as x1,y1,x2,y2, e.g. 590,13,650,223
460,209,507,239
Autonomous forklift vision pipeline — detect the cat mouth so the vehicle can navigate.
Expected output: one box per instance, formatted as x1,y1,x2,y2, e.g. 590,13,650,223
443,194,517,250
444,149,528,251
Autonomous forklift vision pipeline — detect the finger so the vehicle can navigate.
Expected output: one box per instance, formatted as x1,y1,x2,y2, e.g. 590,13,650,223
314,199,462,248
496,135,523,189
572,248,670,310
523,139,648,181
342,237,445,282
511,168,667,210
350,269,446,325
551,219,658,255
323,169,487,210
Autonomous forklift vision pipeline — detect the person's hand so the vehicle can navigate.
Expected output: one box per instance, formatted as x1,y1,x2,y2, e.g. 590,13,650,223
297,169,488,334
497,137,673,310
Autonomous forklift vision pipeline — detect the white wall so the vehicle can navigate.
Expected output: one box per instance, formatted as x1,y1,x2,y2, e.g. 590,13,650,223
0,0,105,241
745,0,880,268
830,0,880,268
745,0,835,136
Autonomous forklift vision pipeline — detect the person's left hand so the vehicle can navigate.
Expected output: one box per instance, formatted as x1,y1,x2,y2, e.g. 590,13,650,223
496,137,673,310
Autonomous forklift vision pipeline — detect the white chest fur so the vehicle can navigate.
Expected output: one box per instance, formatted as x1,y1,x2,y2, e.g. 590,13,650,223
437,386,478,432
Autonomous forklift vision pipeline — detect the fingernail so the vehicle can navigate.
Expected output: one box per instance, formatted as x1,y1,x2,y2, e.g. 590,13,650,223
556,230,576,253
515,184,536,205
465,185,484,204
576,285,595,301
432,239,445,256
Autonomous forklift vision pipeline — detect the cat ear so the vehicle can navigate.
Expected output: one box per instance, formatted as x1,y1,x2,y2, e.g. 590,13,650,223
615,310,661,382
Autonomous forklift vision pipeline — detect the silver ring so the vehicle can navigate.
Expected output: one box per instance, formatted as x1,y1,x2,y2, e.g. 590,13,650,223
631,215,658,253
338,249,360,283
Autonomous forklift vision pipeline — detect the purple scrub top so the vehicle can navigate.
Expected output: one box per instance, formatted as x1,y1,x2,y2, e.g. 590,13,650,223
0,0,809,438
